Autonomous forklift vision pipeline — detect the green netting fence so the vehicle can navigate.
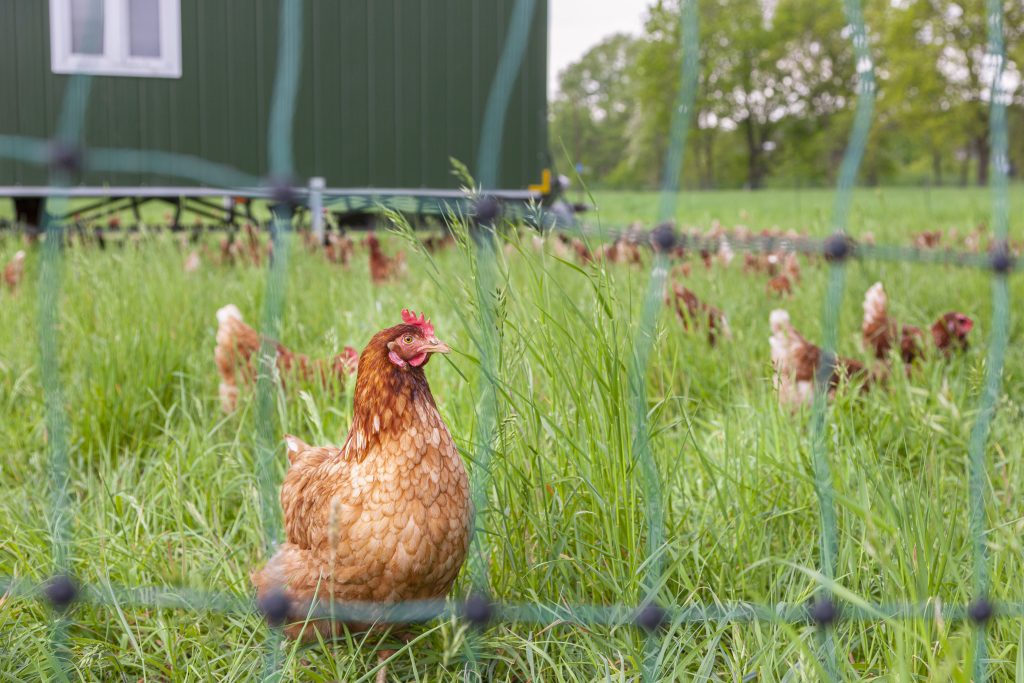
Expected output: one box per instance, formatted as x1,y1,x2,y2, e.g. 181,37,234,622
0,0,1018,680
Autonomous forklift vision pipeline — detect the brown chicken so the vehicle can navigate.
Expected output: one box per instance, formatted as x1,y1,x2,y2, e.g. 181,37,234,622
571,238,594,265
600,239,623,264
251,310,471,679
770,309,870,408
766,274,792,297
782,252,802,282
3,250,26,292
600,236,643,265
243,223,263,267
422,232,455,254
931,312,974,356
219,234,240,265
861,282,925,364
183,250,201,273
367,233,406,283
215,305,358,413
325,233,355,266
861,282,973,364
666,283,731,346
913,230,942,249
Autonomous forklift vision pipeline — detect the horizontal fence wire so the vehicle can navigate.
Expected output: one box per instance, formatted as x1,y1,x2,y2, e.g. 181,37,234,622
11,574,1024,628
0,0,1015,679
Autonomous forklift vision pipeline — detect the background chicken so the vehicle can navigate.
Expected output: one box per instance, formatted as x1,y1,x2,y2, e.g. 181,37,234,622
3,250,25,292
367,233,406,283
766,274,792,297
214,305,357,413
324,233,355,266
251,310,470,679
770,309,869,407
183,250,201,273
666,283,731,346
571,238,594,265
862,282,973,363
422,232,455,254
243,223,264,266
931,311,974,355
861,282,925,363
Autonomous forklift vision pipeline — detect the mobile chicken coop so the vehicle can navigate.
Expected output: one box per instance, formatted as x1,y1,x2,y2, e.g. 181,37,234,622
0,0,552,228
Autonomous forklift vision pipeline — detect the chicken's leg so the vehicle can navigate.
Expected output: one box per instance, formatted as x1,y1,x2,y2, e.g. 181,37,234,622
376,649,395,683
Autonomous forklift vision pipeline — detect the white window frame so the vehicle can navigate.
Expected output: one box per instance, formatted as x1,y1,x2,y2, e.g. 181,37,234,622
49,0,182,78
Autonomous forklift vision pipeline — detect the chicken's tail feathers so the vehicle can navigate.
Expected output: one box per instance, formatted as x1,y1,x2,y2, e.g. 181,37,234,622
719,314,733,340
216,304,258,347
216,303,244,325
284,434,311,464
769,309,799,371
215,304,260,397
769,309,792,336
862,282,887,326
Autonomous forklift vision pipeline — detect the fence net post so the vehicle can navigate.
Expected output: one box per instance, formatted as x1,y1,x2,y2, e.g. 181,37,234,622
252,1,303,680
633,0,699,679
464,0,538,677
967,0,1011,678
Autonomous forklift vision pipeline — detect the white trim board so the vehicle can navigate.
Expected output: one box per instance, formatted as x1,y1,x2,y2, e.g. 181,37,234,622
49,0,182,78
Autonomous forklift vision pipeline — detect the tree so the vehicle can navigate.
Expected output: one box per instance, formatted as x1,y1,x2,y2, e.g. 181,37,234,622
631,0,855,190
549,34,643,188
883,0,1023,185
549,0,1022,189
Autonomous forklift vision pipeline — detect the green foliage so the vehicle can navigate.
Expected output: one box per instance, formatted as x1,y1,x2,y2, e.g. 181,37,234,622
550,34,645,187
549,0,1023,190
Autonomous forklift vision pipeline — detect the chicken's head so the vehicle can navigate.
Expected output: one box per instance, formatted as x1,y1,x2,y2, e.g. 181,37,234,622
932,312,973,351
386,309,450,369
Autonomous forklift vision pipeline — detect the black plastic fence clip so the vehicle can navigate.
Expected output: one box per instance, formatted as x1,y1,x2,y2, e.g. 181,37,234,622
807,597,838,627
43,574,78,611
257,588,291,628
989,241,1014,274
634,602,668,633
49,140,83,177
472,195,502,227
650,222,677,253
823,233,855,262
461,593,494,629
267,176,301,211
968,598,994,626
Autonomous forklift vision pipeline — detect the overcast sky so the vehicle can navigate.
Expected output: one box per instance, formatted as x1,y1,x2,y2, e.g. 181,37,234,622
548,0,650,96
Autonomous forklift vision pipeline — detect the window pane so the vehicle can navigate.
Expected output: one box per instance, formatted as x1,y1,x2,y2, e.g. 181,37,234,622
128,0,161,58
70,0,104,55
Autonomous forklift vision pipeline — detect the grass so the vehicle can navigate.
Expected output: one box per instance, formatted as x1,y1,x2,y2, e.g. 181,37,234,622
0,185,1022,681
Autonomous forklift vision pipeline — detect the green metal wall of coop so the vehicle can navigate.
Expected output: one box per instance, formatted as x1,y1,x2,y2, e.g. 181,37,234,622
0,0,551,193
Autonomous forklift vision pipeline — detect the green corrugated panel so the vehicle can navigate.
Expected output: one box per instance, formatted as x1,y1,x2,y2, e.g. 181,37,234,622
0,0,549,190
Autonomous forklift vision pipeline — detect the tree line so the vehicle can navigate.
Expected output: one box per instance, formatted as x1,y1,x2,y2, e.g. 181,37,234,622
550,0,1023,190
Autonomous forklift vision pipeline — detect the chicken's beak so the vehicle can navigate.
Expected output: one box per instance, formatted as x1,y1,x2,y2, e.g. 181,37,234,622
424,337,451,354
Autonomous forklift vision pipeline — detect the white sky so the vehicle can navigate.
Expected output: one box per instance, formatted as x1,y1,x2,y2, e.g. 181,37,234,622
548,0,651,96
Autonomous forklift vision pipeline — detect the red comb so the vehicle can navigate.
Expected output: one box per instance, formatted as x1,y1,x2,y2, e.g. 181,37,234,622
401,309,435,337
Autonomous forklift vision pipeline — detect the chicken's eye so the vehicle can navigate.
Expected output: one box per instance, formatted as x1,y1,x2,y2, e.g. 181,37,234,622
403,335,413,344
